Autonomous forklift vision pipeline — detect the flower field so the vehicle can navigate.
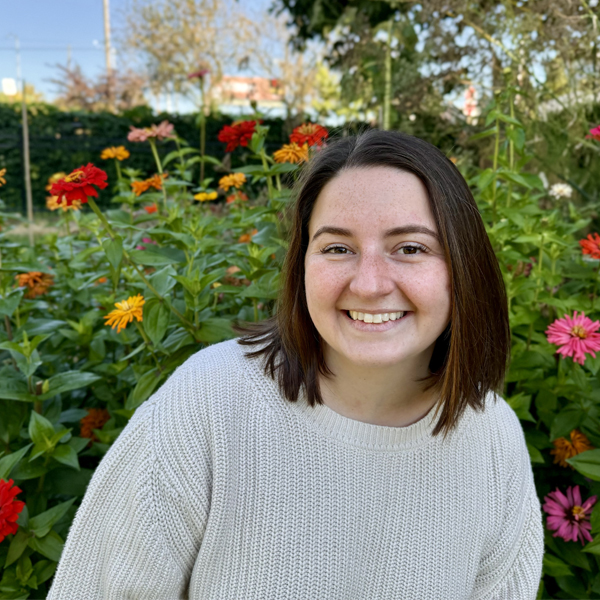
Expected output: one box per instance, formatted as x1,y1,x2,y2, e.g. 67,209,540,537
1,94,600,598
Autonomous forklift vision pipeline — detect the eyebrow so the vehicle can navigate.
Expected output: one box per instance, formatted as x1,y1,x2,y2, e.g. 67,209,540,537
310,225,440,243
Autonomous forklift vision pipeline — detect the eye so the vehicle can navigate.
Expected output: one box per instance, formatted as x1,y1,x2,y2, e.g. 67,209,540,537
397,243,428,255
320,245,351,255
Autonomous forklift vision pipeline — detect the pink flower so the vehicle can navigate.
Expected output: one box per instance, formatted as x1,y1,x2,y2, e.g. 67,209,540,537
543,485,597,544
545,311,600,365
587,125,600,141
136,237,157,250
127,121,175,143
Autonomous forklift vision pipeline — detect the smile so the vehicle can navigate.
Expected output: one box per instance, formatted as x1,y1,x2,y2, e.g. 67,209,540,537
348,311,404,323
343,310,410,331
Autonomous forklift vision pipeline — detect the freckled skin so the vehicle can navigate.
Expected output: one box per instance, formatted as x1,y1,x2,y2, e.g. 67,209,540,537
304,166,452,425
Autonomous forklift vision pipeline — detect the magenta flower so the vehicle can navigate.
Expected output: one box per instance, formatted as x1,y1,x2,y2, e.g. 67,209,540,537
127,121,175,143
136,237,157,250
587,125,600,141
545,311,600,365
543,485,597,544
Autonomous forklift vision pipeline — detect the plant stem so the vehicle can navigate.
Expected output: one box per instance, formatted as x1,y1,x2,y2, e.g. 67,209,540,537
149,139,168,213
592,261,600,311
383,16,393,130
253,298,259,322
491,117,500,226
259,150,274,198
134,321,162,372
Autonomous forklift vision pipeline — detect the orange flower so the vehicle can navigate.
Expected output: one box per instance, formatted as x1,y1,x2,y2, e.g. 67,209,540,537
226,191,248,204
219,173,246,192
580,233,600,260
95,277,108,285
103,294,145,333
550,429,595,468
46,195,82,211
290,123,328,147
101,146,130,161
80,408,111,443
0,168,6,187
238,228,258,243
15,272,54,298
273,142,308,164
131,180,150,196
131,174,167,197
144,203,158,214
45,172,67,192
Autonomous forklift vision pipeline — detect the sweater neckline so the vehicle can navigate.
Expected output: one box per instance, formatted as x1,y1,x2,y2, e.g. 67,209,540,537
286,387,440,451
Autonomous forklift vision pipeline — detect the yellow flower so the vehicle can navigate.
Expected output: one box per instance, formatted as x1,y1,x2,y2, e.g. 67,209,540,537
0,168,6,187
219,172,246,191
194,191,218,202
550,429,595,468
46,195,82,211
101,146,130,161
212,282,222,288
273,142,309,164
103,294,145,334
45,172,67,192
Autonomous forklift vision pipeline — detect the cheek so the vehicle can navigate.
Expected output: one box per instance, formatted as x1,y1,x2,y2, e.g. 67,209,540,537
305,261,348,308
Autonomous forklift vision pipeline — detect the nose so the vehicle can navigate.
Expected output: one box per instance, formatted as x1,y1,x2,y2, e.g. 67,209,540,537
348,250,396,299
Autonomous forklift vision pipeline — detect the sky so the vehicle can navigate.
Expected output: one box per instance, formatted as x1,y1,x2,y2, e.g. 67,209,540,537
0,0,274,110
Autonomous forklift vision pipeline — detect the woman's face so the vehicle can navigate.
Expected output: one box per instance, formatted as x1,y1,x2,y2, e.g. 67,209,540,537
304,166,451,371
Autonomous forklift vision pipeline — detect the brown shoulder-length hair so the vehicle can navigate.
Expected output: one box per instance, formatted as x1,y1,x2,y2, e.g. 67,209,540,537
235,129,510,437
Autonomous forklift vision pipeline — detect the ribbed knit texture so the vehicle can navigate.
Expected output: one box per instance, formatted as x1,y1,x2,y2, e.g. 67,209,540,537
47,338,544,599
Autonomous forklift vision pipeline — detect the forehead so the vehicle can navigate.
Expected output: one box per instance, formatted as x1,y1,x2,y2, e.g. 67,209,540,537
308,166,434,231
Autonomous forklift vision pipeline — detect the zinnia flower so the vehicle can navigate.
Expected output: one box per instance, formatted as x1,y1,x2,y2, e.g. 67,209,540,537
580,233,600,259
46,195,82,211
551,429,594,468
80,408,111,443
543,485,597,544
49,164,108,206
131,174,166,196
15,271,54,298
144,203,158,214
226,191,248,204
95,277,108,285
587,125,600,141
136,237,158,251
290,123,328,147
127,121,175,143
238,229,258,243
101,146,130,161
0,168,6,187
549,183,573,199
546,311,600,365
273,142,309,164
45,172,67,192
217,120,259,152
0,479,25,543
219,173,246,192
194,191,218,202
103,294,145,333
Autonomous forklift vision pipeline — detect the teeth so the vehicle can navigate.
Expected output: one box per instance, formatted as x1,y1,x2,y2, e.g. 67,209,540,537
349,311,405,322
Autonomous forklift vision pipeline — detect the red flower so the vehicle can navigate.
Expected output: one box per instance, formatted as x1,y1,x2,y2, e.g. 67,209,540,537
188,69,210,80
144,203,158,214
290,123,328,147
587,126,600,141
218,120,259,152
580,233,600,259
50,163,108,206
0,479,25,543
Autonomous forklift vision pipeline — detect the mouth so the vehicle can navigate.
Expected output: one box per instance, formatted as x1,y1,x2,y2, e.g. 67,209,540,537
342,309,410,331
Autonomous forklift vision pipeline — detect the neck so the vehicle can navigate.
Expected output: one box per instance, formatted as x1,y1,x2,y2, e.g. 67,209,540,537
319,345,439,428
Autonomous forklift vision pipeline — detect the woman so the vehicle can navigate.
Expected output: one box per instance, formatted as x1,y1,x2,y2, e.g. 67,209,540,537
48,130,543,599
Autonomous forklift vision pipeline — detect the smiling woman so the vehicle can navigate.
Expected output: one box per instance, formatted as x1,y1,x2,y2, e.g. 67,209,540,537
47,130,543,600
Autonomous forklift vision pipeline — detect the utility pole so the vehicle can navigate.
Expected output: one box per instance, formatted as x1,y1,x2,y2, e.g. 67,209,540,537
103,0,114,111
9,35,34,245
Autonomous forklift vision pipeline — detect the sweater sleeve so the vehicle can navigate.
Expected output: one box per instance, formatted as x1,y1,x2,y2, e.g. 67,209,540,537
470,405,544,600
46,399,195,600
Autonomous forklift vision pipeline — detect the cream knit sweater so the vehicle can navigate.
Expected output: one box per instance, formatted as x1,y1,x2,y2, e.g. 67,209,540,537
47,338,544,599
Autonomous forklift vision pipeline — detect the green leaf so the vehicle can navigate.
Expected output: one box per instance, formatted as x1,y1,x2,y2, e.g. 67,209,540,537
543,554,573,577
469,127,498,142
4,529,31,568
38,371,102,401
196,318,234,343
28,412,55,448
28,530,64,562
162,147,199,167
32,559,56,585
28,498,76,538
0,293,23,318
506,393,536,422
102,237,123,270
551,405,586,441
143,298,170,345
125,369,162,410
567,449,600,481
526,443,545,464
128,246,186,266
51,445,80,471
